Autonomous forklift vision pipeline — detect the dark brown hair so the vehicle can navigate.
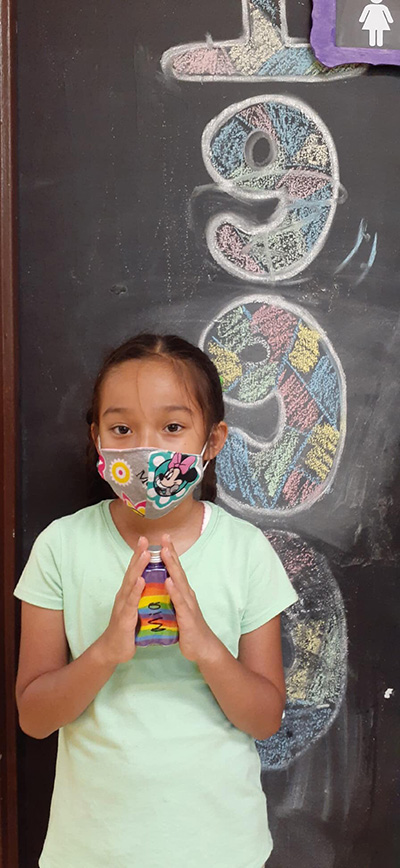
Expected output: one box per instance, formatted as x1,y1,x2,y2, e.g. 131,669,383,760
86,333,225,504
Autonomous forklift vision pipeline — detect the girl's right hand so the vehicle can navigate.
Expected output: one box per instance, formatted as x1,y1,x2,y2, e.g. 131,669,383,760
98,537,150,666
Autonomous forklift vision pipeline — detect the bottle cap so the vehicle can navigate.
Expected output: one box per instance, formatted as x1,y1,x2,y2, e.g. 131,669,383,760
148,545,162,564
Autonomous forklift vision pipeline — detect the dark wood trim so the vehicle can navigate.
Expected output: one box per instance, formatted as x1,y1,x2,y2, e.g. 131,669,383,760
0,0,19,865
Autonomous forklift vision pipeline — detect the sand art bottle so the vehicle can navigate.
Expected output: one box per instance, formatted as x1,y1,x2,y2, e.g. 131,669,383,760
136,545,179,647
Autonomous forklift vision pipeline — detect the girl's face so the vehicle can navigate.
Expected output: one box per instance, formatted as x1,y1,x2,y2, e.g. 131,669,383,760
94,357,227,460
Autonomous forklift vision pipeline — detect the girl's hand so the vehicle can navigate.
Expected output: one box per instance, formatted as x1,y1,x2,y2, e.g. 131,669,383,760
161,534,220,664
98,537,150,666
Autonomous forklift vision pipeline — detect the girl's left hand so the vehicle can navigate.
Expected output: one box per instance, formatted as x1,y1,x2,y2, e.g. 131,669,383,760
161,534,219,665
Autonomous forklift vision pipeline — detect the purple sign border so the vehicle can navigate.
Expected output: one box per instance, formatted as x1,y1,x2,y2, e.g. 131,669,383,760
310,0,400,66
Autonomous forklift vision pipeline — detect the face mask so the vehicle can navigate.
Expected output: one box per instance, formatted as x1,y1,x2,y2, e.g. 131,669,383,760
97,438,209,519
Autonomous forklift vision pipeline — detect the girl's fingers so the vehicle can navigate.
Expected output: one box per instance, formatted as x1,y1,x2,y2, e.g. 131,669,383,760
164,577,187,614
119,538,150,601
162,550,188,594
165,575,178,602
126,575,146,610
161,533,177,559
120,551,148,597
160,535,188,588
132,535,149,562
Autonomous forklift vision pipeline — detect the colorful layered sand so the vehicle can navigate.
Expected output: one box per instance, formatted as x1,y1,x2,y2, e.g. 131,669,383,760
136,581,179,647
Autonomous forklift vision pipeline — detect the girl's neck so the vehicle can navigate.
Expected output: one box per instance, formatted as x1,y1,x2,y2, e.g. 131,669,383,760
109,495,205,556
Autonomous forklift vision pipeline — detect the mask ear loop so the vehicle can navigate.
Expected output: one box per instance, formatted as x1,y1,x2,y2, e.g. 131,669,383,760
200,433,213,472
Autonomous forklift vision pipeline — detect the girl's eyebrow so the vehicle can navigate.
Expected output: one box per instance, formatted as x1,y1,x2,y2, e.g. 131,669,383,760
160,405,193,415
102,407,130,417
101,404,194,418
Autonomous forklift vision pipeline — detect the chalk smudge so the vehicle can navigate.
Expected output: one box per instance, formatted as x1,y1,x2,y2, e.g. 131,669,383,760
161,0,365,82
256,531,347,769
201,96,340,282
200,295,346,515
335,218,370,273
355,231,377,286
335,218,378,283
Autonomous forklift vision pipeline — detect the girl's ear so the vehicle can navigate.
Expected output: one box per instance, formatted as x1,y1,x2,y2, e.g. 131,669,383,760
91,422,99,452
205,421,228,461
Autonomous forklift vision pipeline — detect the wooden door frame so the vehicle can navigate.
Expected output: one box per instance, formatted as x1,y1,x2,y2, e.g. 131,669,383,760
0,0,19,864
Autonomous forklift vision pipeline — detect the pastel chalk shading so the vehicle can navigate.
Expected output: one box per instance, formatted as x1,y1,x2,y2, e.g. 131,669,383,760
204,96,339,282
256,531,347,769
200,296,345,514
161,0,364,82
215,225,264,274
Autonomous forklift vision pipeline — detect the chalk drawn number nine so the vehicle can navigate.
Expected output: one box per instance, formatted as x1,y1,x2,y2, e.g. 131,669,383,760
201,96,340,283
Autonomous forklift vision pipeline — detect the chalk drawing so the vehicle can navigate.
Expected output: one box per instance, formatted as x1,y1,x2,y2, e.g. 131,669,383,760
256,531,347,769
355,231,377,285
161,0,365,81
335,218,378,283
201,96,341,282
199,296,346,515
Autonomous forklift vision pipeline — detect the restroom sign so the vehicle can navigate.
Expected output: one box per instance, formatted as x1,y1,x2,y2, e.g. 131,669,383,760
311,0,400,64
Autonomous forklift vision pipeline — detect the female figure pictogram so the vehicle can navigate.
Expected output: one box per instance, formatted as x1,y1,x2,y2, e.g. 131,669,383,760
359,0,394,47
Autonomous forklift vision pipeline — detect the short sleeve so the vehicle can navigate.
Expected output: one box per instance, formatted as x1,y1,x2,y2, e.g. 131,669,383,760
14,522,64,610
241,532,298,634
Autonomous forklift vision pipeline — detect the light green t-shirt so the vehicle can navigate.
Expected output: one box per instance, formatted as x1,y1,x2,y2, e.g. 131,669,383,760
14,501,298,868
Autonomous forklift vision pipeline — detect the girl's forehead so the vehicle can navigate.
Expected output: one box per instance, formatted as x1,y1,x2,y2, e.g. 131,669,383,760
100,357,200,410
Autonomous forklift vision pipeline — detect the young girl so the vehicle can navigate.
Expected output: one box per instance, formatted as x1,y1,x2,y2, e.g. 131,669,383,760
14,333,298,868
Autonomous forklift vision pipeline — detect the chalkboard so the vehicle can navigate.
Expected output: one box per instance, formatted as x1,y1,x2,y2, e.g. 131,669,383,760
17,1,400,866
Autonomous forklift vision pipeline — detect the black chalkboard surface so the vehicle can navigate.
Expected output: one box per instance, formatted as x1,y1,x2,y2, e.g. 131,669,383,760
17,1,400,866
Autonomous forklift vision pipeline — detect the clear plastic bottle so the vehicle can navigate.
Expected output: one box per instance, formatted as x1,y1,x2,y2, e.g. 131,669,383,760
135,545,179,647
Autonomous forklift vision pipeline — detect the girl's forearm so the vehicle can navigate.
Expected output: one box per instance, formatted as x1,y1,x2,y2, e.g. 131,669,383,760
197,639,285,740
17,638,117,739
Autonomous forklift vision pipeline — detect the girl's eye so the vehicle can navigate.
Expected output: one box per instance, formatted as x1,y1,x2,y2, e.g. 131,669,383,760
165,423,183,433
112,425,132,436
